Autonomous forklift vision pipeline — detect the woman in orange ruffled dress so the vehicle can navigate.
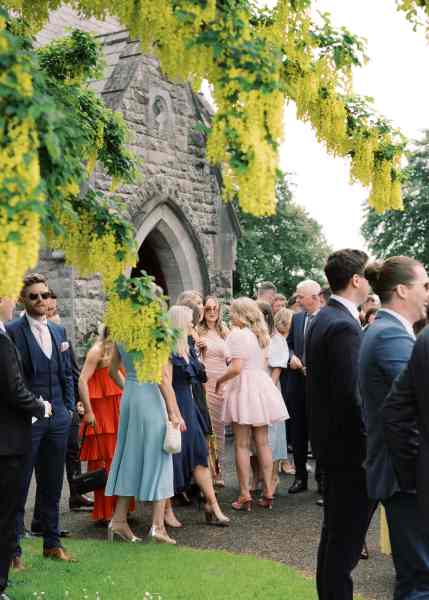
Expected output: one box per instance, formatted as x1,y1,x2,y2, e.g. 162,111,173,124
79,327,132,524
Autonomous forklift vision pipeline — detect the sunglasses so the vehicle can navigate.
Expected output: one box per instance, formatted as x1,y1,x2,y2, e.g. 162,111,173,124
29,292,50,301
205,306,218,312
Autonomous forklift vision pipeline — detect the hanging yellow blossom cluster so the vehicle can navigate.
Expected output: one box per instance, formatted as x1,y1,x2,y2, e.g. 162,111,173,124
104,274,178,383
0,15,45,297
46,192,136,290
3,0,410,217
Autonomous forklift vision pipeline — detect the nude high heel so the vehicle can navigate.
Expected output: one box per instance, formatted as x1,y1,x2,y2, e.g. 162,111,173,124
204,504,230,527
107,521,142,543
147,526,176,545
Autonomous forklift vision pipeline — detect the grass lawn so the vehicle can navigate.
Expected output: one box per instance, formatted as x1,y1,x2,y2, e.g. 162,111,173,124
10,538,318,600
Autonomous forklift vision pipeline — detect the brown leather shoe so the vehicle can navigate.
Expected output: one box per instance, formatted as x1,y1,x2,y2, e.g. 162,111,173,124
43,547,77,562
10,556,26,571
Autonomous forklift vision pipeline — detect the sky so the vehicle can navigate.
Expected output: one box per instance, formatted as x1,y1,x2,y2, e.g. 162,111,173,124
278,0,429,251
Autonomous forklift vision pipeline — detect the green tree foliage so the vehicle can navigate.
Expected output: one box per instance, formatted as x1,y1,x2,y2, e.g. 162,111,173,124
234,175,331,298
361,130,429,266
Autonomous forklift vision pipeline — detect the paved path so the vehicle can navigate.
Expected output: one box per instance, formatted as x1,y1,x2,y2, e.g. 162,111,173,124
26,439,395,600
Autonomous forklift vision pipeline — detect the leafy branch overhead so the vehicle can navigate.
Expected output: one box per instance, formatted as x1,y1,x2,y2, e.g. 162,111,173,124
2,0,410,216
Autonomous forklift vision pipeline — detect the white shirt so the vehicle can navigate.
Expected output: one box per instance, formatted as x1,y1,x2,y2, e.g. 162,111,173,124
26,314,52,359
330,294,361,323
0,320,5,333
378,308,416,340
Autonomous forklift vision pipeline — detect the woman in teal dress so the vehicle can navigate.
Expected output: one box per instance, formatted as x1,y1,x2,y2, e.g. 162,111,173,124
105,345,185,544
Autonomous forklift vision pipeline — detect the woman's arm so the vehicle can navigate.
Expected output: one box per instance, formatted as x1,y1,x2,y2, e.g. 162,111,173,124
78,343,102,426
108,345,125,390
159,362,186,432
215,358,242,394
271,367,282,386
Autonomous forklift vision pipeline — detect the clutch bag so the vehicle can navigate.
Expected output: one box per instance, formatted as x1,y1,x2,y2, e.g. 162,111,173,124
163,421,182,454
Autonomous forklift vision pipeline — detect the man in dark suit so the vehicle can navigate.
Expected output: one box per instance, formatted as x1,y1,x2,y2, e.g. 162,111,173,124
0,297,51,600
360,256,429,599
383,325,429,598
286,279,321,493
7,273,76,563
306,249,370,600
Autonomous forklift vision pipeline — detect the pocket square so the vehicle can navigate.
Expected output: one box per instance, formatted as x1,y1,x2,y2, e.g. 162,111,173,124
60,341,70,352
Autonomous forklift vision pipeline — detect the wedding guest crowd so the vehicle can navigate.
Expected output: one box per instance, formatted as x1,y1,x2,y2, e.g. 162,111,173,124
2,250,429,600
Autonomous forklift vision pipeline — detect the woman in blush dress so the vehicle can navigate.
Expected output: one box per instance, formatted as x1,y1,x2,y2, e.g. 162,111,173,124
168,305,230,527
105,344,185,545
215,298,288,511
197,296,230,487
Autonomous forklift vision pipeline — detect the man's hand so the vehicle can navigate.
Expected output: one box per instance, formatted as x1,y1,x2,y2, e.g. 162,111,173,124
290,355,303,370
43,401,53,418
76,401,85,416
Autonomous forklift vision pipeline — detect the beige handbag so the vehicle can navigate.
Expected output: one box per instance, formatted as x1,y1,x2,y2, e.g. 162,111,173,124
163,421,182,454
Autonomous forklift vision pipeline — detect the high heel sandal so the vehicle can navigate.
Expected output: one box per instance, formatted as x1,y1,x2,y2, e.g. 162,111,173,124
204,504,230,527
231,496,252,512
257,496,274,510
147,526,176,545
107,521,142,543
164,515,183,528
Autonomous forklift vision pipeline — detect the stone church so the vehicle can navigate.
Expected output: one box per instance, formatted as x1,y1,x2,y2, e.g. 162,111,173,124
36,8,239,349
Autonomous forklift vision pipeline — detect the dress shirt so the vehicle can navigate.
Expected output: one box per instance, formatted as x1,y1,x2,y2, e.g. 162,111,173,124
330,294,361,323
26,314,52,359
378,308,416,340
0,320,5,333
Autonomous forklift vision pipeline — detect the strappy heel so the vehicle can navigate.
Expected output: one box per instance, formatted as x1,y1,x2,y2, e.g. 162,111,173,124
147,526,176,545
257,496,274,510
107,521,142,543
231,496,252,512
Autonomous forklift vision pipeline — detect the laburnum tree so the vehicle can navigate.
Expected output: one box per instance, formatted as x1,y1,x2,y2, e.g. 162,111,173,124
362,131,429,268
0,1,425,379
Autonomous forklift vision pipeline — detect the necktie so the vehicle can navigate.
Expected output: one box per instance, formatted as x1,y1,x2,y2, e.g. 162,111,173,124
34,321,52,359
302,314,313,366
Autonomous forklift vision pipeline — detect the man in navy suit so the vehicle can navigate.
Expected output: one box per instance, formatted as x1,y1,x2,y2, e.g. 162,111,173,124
360,256,429,599
286,279,321,493
7,273,76,563
306,249,370,600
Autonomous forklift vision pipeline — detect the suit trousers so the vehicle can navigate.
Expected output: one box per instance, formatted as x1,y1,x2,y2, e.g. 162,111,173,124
317,467,370,600
15,410,71,556
0,455,26,592
32,409,81,530
289,373,308,481
383,492,429,600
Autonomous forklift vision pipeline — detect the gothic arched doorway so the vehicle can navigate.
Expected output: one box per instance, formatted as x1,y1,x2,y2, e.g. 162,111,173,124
133,202,208,303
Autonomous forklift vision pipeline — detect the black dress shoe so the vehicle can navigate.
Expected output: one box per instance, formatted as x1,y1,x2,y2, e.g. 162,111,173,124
288,479,308,494
1,592,13,600
31,528,71,538
316,498,324,507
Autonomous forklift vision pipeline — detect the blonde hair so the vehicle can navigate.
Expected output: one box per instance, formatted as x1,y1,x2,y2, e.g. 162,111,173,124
198,295,229,340
274,307,294,335
168,305,193,357
176,290,203,305
230,297,270,348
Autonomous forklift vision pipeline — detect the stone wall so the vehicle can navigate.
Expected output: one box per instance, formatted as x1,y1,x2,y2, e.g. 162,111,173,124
35,9,239,356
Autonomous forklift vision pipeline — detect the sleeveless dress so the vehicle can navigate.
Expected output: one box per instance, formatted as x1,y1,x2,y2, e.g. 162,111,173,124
80,366,122,521
171,353,209,494
105,347,174,501
222,328,288,426
202,330,230,475
267,333,289,460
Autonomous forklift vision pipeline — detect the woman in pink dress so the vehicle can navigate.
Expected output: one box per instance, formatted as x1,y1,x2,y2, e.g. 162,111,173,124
198,296,230,487
215,298,288,511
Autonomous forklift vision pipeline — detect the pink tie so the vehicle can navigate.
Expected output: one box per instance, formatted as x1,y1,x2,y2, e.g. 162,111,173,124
35,322,51,358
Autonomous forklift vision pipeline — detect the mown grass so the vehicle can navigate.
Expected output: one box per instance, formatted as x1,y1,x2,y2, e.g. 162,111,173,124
11,537,318,600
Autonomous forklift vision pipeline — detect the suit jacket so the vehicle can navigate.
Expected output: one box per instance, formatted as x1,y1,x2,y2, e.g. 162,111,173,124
359,311,415,500
0,329,45,455
306,298,366,470
383,326,428,524
6,316,75,411
286,311,307,397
